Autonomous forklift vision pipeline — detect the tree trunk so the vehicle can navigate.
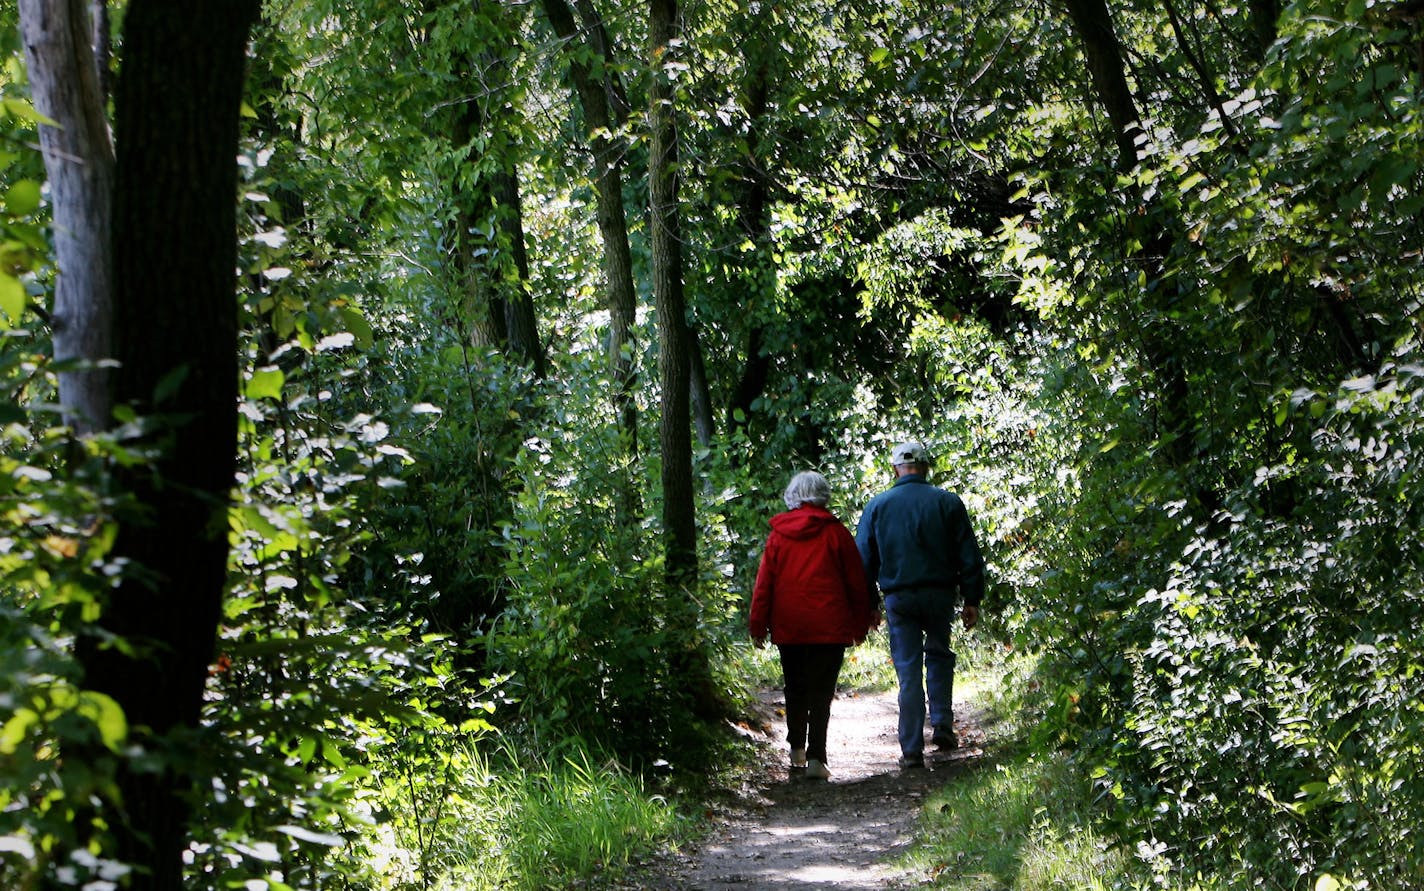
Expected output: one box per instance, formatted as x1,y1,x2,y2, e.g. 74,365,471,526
689,323,715,448
77,3,259,888
1061,0,1196,472
445,1,544,375
542,0,640,464
491,166,546,376
1247,0,1280,59
726,41,774,441
18,0,114,435
648,0,696,589
1060,0,1144,171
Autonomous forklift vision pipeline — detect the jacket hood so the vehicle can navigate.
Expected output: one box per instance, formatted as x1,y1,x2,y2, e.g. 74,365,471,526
769,505,837,541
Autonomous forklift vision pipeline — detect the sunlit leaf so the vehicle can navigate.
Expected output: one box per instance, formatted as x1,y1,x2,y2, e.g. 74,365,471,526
246,367,285,401
0,273,25,323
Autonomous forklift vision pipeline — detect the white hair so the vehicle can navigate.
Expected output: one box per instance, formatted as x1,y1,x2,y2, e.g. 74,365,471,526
782,471,831,510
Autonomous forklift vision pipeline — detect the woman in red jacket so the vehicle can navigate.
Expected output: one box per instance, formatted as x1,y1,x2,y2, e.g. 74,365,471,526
749,471,875,780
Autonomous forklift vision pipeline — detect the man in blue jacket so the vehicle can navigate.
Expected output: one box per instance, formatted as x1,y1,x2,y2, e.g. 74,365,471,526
856,441,985,769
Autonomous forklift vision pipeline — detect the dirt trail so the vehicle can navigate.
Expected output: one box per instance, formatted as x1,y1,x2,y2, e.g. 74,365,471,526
623,686,988,890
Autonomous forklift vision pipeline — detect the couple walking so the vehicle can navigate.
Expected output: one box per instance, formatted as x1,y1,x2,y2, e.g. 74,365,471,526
747,442,985,778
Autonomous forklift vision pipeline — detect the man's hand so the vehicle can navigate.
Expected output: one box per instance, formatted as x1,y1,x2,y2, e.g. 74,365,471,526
752,636,767,649
961,604,979,631
870,608,883,630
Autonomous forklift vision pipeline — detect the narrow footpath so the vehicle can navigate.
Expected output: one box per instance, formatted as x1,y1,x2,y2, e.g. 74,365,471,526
623,686,989,890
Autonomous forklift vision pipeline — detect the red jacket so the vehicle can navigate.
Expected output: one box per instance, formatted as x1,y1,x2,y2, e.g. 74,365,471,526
748,505,873,646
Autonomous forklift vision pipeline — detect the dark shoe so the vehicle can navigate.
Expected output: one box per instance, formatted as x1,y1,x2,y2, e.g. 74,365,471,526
932,727,958,750
898,753,924,770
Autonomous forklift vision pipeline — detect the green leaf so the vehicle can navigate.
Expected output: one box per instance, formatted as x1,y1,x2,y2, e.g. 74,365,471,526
153,365,190,405
0,708,38,755
246,366,286,401
1,98,58,127
5,180,42,217
79,691,128,752
0,273,25,323
340,307,374,350
276,825,345,847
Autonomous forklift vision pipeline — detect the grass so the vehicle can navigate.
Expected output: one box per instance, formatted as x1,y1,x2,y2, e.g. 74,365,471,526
905,752,1129,890
360,736,695,891
898,639,1141,891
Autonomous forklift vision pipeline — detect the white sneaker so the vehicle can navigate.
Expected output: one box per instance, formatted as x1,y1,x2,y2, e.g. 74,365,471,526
805,759,830,780
790,748,807,769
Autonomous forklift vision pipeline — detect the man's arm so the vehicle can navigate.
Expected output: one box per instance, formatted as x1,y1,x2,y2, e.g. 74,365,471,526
854,503,882,624
951,496,986,616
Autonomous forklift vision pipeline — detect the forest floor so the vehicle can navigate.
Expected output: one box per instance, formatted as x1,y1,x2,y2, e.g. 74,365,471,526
614,684,991,890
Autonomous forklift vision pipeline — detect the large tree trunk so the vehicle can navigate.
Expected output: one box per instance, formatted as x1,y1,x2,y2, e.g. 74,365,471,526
542,0,640,466
648,0,696,589
76,3,259,888
18,0,114,435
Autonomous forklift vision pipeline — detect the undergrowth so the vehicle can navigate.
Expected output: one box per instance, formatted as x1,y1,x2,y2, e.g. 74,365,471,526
901,639,1149,891
362,736,697,890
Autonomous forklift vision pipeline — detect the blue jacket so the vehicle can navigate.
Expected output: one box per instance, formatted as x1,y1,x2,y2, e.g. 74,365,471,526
855,474,985,606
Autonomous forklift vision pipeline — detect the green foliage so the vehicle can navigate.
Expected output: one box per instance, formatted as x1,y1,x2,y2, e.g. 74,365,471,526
7,0,1424,887
406,738,688,891
911,754,1128,890
492,355,703,758
992,1,1424,888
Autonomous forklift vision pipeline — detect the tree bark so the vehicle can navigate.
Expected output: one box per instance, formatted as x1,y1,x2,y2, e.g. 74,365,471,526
726,40,774,441
688,324,714,448
542,0,640,461
1060,0,1144,172
446,15,545,377
77,3,259,888
491,166,546,376
648,0,696,588
18,0,114,435
1061,0,1196,472
1247,0,1280,59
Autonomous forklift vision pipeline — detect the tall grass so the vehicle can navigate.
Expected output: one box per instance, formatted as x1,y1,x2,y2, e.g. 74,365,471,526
361,737,690,890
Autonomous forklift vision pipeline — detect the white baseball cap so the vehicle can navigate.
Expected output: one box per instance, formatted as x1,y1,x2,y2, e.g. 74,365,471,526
890,441,930,465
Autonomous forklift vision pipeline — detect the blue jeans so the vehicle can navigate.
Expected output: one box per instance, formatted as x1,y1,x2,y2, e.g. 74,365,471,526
884,590,957,757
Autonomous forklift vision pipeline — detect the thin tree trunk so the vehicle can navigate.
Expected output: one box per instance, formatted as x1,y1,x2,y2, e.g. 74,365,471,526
689,324,714,448
78,3,258,889
648,0,696,587
448,95,507,354
1061,0,1196,472
543,0,640,462
491,166,546,376
1247,0,1280,59
726,41,774,441
1060,0,1144,170
19,0,114,435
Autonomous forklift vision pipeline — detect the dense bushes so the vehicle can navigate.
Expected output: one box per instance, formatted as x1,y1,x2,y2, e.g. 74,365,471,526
997,4,1424,887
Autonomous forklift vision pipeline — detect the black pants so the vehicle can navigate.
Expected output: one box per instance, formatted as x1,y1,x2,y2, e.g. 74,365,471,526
778,644,846,764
